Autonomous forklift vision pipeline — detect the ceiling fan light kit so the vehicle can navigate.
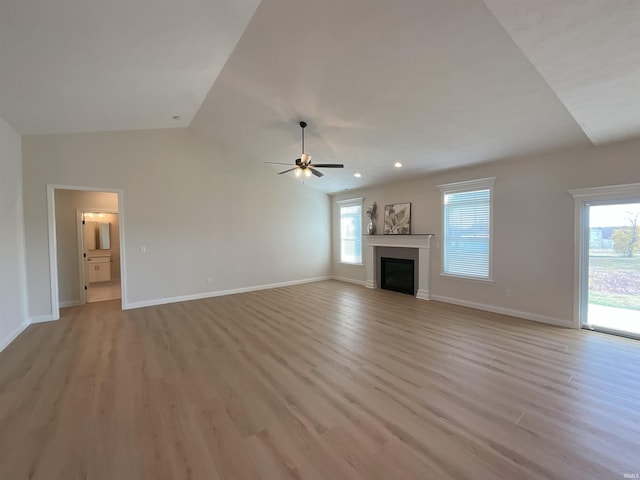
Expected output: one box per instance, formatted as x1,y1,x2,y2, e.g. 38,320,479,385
264,121,344,180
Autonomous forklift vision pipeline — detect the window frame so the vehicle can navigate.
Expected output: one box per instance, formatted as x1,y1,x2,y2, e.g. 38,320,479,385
337,197,363,265
438,178,495,282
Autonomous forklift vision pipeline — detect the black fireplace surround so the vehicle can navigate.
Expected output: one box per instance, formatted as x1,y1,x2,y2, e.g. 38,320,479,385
380,257,415,295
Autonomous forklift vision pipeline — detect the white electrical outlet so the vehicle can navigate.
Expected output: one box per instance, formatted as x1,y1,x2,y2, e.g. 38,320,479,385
506,289,512,297
207,277,213,284
140,246,146,253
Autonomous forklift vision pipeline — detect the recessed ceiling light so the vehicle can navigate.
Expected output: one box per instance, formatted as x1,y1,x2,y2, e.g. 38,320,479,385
394,162,402,168
172,115,181,120
354,173,362,178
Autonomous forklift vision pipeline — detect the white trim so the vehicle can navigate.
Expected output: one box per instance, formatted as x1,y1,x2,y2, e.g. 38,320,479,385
46,184,127,321
439,272,495,284
0,321,29,353
416,288,431,301
60,300,82,308
437,177,496,193
46,185,60,320
363,235,433,249
336,197,363,205
76,209,85,304
568,182,640,199
431,295,573,328
331,275,366,286
30,314,56,324
363,234,434,298
118,191,128,310
572,200,588,329
568,183,640,330
124,276,331,310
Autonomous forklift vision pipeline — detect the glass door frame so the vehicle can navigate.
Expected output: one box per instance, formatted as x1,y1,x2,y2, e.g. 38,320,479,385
569,182,640,332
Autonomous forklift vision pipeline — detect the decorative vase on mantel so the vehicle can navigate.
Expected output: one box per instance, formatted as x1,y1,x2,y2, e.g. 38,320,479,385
366,201,378,235
367,220,376,235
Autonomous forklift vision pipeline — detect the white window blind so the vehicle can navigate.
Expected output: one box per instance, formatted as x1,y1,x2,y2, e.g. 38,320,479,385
339,200,362,264
440,178,494,280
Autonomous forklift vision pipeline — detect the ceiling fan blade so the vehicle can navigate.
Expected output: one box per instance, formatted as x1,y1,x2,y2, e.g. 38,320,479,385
264,161,295,165
278,168,298,175
310,163,344,168
309,167,324,178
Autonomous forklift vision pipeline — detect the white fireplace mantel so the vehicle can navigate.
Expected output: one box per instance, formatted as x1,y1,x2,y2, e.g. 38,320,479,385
364,234,434,300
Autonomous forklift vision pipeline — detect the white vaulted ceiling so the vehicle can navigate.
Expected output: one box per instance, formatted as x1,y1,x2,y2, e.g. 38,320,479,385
190,0,591,192
483,0,640,146
0,0,261,134
1,0,639,192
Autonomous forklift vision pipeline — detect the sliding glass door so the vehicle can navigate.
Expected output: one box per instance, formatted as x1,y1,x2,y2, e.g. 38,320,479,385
584,202,640,338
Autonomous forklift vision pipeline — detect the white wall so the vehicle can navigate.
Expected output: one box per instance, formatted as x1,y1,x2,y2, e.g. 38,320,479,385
54,190,118,306
0,115,28,351
23,128,331,318
332,138,640,326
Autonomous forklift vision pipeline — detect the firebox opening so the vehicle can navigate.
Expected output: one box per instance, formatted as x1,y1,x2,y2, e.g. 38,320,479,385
380,257,415,295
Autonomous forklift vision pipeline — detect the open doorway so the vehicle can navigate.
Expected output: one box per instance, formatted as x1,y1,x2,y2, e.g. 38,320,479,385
584,202,640,338
48,185,126,319
80,210,121,303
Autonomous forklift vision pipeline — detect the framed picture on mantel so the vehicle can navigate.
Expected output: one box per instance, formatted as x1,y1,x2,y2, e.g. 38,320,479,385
384,202,411,234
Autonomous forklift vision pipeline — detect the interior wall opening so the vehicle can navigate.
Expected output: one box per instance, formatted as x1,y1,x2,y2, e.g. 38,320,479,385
81,210,121,304
49,185,126,319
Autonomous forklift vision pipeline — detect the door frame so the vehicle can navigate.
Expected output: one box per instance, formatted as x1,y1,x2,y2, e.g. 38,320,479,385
569,182,640,329
46,184,127,320
76,208,119,305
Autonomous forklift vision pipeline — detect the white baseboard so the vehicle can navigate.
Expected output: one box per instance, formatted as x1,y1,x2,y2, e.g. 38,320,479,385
0,321,29,353
60,300,82,308
416,288,431,301
125,276,332,310
30,314,57,324
331,275,366,286
430,295,574,328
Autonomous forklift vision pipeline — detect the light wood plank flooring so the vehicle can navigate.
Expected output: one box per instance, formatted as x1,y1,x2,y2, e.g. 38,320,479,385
87,280,121,303
1,280,639,479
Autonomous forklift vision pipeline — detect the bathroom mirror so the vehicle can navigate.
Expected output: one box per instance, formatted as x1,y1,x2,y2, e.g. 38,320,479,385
98,222,111,249
87,221,111,250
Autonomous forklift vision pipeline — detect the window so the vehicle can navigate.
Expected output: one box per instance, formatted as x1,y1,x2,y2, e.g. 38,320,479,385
338,198,363,264
438,178,495,280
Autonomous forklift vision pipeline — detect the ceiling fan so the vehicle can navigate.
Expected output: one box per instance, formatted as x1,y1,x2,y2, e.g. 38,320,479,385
265,121,344,178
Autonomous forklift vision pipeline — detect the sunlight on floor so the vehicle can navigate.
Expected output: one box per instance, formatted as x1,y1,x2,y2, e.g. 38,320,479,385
588,304,640,337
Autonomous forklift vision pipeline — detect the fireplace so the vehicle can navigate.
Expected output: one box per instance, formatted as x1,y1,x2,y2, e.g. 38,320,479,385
380,257,415,295
363,234,433,300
